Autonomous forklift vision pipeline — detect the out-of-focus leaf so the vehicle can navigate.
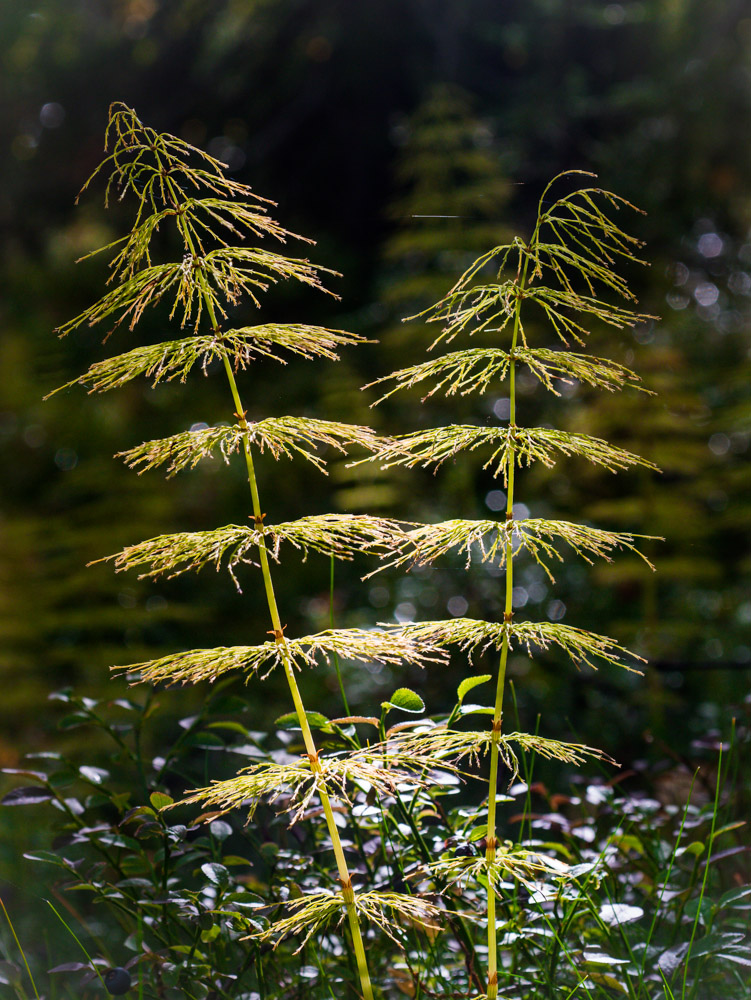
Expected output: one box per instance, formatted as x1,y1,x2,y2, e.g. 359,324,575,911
658,943,688,977
0,961,23,986
23,850,69,867
1,786,53,806
79,766,109,784
717,885,751,909
274,710,332,732
1,768,48,782
598,902,644,925
201,862,229,888
209,820,232,841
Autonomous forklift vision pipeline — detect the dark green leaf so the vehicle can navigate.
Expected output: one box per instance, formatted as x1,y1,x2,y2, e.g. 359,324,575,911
2,786,53,806
274,710,332,732
201,862,230,888
23,850,69,867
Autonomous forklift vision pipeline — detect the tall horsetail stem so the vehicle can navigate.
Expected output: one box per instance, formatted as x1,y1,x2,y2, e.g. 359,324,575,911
367,171,657,998
50,102,439,1000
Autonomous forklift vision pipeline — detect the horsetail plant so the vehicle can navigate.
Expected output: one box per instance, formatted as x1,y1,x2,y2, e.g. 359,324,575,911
364,171,660,999
49,104,445,1000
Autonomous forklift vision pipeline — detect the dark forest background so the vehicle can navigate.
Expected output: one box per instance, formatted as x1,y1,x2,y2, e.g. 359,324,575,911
1,0,750,920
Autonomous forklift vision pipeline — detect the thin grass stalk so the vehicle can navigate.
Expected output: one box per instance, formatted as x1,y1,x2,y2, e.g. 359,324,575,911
194,256,375,1000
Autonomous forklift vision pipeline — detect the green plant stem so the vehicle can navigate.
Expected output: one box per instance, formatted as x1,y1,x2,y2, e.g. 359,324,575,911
485,253,529,1000
204,296,374,999
179,205,374,991
0,895,40,1000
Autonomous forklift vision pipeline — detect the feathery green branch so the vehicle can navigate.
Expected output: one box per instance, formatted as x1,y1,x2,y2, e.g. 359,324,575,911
46,326,369,397
180,749,433,825
368,346,646,402
380,726,615,780
119,417,383,476
430,848,569,895
367,424,658,483
117,627,445,685
383,516,656,580
255,890,441,952
55,249,333,338
96,515,411,585
392,617,644,672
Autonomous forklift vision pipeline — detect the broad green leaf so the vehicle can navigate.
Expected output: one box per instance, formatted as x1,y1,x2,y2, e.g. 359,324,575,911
201,862,230,888
382,687,425,714
150,792,174,811
681,840,704,857
274,710,332,732
457,674,492,704
458,703,494,717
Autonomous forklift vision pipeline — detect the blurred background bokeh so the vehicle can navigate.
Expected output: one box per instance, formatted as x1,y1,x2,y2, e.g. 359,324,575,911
1,0,750,905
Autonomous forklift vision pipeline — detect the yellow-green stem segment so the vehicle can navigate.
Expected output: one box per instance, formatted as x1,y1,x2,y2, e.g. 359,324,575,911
191,261,374,1000
147,174,366,983
485,252,529,1000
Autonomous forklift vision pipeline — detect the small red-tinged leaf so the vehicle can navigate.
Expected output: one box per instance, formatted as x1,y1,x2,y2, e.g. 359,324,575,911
1,786,53,806
48,963,91,973
330,716,380,727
